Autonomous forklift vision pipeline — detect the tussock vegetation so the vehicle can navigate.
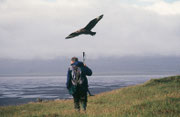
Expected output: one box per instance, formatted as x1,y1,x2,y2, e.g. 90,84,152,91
0,76,180,117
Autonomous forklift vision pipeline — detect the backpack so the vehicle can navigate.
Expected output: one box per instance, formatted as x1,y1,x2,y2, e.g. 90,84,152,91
71,65,84,86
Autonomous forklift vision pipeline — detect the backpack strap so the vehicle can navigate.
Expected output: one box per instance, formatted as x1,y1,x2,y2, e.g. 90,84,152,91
69,66,73,71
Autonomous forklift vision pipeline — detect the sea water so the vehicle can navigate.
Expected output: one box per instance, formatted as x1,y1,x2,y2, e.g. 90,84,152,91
0,74,171,106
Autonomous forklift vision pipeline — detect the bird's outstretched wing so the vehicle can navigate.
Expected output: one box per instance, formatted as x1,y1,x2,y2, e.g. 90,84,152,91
65,14,103,39
65,29,82,39
84,14,103,31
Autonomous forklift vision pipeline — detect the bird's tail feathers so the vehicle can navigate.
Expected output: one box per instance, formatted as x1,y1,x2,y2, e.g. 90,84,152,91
90,32,96,36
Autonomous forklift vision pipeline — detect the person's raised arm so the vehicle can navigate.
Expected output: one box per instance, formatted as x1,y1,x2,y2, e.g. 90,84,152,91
83,65,92,76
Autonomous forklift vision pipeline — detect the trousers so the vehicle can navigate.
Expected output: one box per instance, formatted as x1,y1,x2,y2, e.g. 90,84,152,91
73,89,87,111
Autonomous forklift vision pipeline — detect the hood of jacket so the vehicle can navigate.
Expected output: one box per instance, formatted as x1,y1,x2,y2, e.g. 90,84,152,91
71,61,84,67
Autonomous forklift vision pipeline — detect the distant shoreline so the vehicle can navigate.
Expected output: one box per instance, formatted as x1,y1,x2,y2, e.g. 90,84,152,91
0,71,177,77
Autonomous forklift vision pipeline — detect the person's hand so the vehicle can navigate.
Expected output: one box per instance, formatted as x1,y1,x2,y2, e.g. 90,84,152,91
84,64,86,66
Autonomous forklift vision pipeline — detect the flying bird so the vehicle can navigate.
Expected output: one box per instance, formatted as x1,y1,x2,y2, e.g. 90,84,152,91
65,14,104,39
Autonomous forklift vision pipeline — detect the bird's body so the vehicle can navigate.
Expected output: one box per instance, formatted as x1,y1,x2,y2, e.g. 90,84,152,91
65,14,103,39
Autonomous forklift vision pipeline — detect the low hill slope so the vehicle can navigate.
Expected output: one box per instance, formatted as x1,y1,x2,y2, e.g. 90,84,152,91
0,76,180,117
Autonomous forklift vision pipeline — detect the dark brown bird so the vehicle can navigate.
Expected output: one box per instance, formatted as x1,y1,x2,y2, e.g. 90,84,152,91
65,14,104,39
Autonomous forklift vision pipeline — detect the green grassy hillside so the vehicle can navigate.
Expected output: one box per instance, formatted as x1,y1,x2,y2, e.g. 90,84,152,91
0,76,180,117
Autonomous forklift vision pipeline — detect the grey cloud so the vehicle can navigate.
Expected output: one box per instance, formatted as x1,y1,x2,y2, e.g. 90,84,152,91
0,0,180,59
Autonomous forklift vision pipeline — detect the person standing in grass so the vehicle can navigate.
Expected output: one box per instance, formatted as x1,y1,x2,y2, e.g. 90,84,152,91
66,57,92,111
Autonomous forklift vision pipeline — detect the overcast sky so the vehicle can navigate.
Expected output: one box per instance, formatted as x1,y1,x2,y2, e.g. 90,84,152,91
0,0,180,60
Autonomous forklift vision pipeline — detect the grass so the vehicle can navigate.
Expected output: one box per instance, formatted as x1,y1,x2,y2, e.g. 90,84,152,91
0,75,180,117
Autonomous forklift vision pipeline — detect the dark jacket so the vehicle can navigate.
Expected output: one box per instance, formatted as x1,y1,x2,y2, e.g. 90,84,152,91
66,61,92,95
